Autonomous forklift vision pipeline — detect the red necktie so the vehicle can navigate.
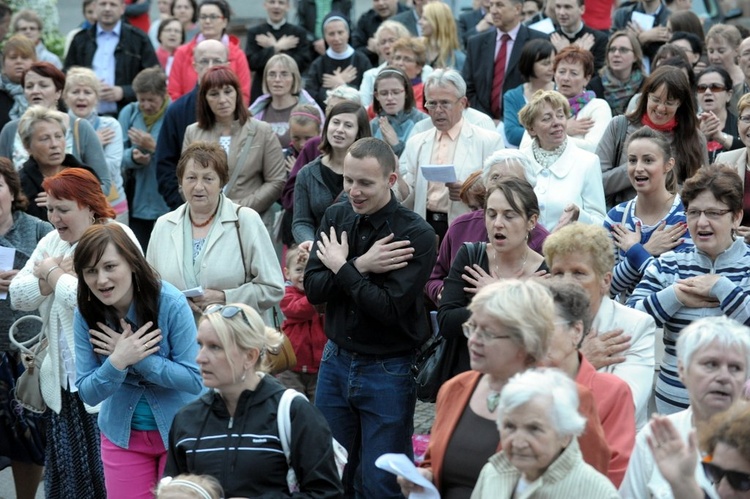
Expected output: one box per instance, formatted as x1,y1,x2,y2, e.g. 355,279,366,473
490,33,511,120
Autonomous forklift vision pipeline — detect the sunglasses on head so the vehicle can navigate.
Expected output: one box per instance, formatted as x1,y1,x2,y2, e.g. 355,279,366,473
203,304,251,327
702,461,750,492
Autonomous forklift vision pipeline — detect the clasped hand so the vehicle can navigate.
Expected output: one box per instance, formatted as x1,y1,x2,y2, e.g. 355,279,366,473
89,319,162,370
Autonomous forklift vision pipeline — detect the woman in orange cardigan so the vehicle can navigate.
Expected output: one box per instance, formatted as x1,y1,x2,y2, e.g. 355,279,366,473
399,280,611,498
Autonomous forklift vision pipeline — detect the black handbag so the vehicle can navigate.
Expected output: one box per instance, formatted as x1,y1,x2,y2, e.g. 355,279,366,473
413,242,485,403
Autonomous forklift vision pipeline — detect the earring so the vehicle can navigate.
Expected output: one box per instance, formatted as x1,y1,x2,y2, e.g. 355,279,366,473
90,215,96,224
87,288,91,302
240,368,247,382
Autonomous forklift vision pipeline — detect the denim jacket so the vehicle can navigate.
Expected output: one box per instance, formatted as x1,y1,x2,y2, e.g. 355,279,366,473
74,280,202,448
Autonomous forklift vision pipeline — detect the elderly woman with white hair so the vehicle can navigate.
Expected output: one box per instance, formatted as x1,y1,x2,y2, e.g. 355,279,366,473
620,316,750,498
399,280,610,499
424,149,550,307
471,368,619,498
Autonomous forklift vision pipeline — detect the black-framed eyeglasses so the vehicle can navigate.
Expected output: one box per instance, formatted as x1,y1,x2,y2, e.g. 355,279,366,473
702,461,750,492
204,304,251,327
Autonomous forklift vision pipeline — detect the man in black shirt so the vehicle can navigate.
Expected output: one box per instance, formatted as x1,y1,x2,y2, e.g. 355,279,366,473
305,137,436,498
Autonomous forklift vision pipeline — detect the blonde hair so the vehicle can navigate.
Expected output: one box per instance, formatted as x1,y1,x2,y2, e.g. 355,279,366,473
18,105,67,150
542,223,614,277
738,92,750,115
156,474,223,499
200,303,284,376
706,24,742,50
421,2,461,69
64,66,101,99
517,90,570,130
468,279,554,365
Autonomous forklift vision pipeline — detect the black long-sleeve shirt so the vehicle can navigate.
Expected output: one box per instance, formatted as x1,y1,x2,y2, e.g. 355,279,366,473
304,195,436,356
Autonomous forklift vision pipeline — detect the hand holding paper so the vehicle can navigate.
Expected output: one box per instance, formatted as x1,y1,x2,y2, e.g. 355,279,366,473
375,453,440,499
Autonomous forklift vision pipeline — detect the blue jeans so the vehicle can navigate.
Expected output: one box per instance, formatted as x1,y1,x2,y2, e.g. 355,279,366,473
315,341,416,499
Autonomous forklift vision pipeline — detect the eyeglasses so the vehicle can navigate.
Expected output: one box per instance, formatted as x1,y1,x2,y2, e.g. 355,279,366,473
204,304,251,327
702,461,750,492
392,54,416,64
647,93,680,108
425,98,461,111
608,46,633,54
376,88,404,98
697,83,727,93
199,14,224,21
462,322,511,342
267,71,292,80
196,58,226,67
685,208,732,220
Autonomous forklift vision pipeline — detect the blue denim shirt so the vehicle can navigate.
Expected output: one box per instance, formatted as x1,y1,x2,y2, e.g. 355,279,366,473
74,280,202,448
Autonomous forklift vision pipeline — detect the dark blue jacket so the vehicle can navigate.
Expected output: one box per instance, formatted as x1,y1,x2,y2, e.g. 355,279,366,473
156,87,197,210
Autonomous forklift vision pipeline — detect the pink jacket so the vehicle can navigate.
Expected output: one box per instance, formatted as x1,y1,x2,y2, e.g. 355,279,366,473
167,34,251,105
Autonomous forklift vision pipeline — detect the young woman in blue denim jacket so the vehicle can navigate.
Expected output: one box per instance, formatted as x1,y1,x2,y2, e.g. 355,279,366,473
73,223,202,499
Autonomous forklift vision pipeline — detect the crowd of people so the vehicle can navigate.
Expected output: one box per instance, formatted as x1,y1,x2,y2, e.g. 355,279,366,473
0,0,750,498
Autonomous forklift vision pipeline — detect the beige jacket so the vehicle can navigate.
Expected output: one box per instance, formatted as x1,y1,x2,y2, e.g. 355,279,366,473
183,119,286,215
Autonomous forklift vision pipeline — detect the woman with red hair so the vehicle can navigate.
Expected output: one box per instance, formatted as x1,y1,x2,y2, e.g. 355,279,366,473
183,66,285,222
9,168,139,499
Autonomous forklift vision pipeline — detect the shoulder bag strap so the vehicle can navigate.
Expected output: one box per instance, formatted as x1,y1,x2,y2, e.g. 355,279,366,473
73,118,81,155
613,116,628,168
234,205,247,278
278,389,309,490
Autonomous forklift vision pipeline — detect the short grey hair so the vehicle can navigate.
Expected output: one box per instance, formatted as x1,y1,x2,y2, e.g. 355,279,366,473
424,68,466,99
325,85,362,106
677,316,750,379
18,105,67,150
468,279,554,366
498,368,587,437
482,149,537,188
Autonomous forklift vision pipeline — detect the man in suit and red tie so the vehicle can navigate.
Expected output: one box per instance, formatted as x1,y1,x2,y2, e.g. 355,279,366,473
463,0,548,122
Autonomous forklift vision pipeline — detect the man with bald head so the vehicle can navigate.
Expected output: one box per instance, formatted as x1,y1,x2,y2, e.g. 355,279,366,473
156,39,229,209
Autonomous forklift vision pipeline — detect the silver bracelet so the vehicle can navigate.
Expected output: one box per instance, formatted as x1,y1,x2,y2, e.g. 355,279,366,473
44,265,60,282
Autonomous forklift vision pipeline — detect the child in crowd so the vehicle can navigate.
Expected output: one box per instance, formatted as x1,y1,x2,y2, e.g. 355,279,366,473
279,104,322,246
157,474,223,499
277,246,327,402
285,103,322,173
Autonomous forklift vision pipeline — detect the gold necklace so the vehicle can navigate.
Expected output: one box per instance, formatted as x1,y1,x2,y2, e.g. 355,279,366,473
492,246,529,278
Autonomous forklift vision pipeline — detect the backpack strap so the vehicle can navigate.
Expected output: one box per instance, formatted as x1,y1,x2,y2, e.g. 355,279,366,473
278,389,308,491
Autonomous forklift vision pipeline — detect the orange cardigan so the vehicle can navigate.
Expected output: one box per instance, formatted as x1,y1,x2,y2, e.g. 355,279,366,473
576,354,636,487
421,370,611,491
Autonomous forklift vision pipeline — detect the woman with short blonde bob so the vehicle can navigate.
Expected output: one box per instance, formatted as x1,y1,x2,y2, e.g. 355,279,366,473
471,368,619,498
165,303,343,498
518,90,606,231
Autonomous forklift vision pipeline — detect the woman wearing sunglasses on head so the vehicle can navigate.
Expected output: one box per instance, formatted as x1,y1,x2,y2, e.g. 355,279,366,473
73,223,202,499
165,303,343,498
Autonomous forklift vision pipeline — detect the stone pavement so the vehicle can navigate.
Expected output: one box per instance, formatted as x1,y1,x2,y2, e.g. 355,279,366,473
414,400,436,435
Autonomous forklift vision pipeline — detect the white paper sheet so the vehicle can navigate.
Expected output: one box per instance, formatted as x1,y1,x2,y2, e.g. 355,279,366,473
375,453,440,499
0,246,14,300
181,286,204,298
420,165,457,183
529,17,556,34
631,11,656,31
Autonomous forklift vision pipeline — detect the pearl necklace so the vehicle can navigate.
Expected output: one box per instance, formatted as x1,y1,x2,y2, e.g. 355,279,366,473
492,246,529,278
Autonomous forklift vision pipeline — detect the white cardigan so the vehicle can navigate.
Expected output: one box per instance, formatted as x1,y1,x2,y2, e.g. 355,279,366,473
520,140,606,231
9,221,138,414
146,196,284,316
592,296,656,431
